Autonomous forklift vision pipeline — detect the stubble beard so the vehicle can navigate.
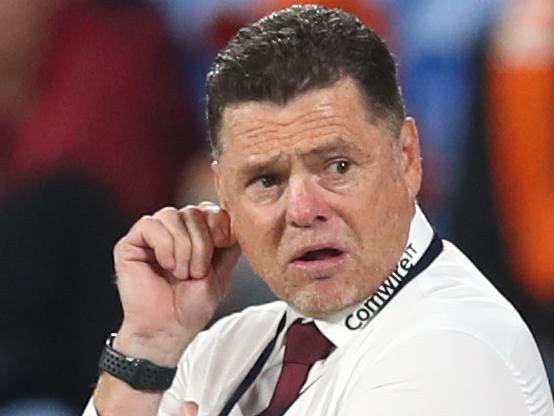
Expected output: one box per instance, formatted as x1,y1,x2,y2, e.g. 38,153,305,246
288,285,360,319
280,272,369,319
277,254,396,318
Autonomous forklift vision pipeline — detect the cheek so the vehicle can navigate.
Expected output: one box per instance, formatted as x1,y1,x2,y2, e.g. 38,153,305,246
341,170,410,264
230,204,282,273
340,173,398,230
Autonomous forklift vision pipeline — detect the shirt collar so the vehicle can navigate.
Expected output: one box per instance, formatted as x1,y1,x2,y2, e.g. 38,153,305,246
286,205,434,348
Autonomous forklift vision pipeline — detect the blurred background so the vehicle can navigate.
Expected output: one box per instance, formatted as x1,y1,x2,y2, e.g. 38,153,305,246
0,0,552,414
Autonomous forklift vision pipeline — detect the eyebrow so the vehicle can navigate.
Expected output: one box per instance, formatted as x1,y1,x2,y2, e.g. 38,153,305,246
236,153,283,181
298,137,362,158
235,136,363,180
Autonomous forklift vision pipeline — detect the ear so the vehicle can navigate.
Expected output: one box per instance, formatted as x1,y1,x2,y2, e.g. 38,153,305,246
211,160,228,210
398,117,422,199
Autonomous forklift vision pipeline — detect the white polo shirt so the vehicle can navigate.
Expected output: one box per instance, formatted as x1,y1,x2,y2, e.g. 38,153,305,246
83,207,554,415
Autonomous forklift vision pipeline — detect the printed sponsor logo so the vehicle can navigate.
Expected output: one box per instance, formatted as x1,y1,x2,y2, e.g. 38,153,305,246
345,243,417,330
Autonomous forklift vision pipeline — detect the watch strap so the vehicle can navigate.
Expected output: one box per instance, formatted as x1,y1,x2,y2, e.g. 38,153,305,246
98,333,177,391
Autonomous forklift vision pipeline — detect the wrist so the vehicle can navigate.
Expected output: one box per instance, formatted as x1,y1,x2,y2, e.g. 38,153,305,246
99,334,177,392
114,326,193,368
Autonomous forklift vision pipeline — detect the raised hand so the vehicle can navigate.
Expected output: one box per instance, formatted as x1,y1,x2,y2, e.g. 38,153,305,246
113,202,241,365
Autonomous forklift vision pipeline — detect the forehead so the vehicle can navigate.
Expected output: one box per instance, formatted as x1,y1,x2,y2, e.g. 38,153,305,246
218,78,388,163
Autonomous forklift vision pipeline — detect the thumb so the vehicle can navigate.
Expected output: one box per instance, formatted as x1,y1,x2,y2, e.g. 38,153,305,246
212,243,241,294
180,401,199,416
215,243,241,275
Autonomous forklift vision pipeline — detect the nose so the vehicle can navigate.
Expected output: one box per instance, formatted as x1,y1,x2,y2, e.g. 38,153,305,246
285,176,330,228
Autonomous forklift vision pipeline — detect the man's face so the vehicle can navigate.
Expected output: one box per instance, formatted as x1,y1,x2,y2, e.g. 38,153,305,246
215,77,422,318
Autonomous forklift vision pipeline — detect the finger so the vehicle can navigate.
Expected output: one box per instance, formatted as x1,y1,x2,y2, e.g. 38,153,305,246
124,216,175,270
180,401,198,416
200,203,236,248
198,200,219,210
180,207,214,279
153,207,192,280
117,243,157,263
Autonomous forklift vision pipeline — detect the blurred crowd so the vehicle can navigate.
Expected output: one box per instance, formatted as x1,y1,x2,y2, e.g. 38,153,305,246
0,0,552,413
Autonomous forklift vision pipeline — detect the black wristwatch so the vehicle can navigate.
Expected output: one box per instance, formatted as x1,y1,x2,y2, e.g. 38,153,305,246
98,333,177,391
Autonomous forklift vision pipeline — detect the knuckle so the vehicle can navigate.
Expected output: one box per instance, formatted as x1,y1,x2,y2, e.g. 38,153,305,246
198,201,220,211
155,206,179,218
180,204,198,212
139,214,154,223
155,208,182,226
158,206,178,214
136,215,160,231
181,206,204,222
141,218,173,247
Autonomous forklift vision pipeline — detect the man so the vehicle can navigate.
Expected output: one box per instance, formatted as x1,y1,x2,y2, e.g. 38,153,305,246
84,5,554,416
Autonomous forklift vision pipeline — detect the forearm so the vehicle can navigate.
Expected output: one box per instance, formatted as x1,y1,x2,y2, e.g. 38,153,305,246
92,330,191,416
93,373,164,416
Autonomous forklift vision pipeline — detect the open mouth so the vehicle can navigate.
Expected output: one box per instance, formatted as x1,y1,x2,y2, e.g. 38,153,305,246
296,248,343,262
290,246,346,272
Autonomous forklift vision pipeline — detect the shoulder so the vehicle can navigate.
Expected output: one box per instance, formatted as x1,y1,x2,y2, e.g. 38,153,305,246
341,328,552,416
355,238,543,381
339,241,553,414
406,239,526,356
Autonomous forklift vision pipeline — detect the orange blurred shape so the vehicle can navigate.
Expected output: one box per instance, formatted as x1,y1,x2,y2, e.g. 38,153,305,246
487,0,554,301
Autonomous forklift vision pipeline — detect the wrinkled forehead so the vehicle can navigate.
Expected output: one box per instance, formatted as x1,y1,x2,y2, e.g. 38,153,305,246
217,78,387,161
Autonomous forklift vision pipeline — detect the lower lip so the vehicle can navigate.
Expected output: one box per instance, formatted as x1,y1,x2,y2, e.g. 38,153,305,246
290,252,347,273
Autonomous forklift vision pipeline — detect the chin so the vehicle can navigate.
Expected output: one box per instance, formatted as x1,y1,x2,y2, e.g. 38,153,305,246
286,280,363,319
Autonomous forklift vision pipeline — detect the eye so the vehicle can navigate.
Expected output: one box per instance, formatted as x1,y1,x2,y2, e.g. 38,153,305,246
328,159,351,175
254,175,281,188
245,173,283,203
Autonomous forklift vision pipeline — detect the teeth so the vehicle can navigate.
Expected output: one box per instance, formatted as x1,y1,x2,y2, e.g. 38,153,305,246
300,249,341,261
